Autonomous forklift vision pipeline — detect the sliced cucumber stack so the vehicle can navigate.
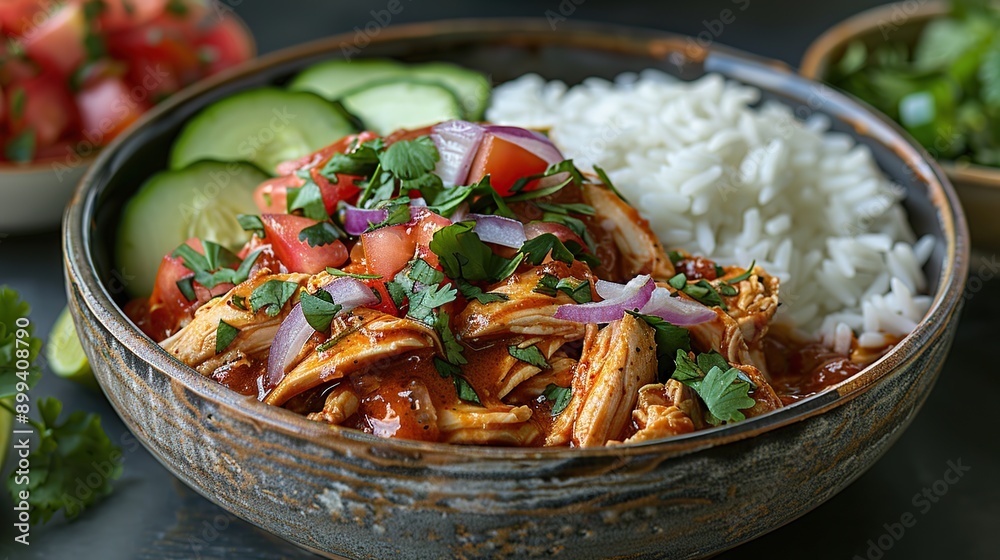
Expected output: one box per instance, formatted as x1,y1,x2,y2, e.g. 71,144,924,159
170,88,356,174
117,160,268,297
410,62,491,120
341,79,463,135
289,59,409,101
290,58,491,124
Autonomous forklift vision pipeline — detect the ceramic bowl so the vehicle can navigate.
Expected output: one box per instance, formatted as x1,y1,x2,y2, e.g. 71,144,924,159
64,19,969,559
0,159,89,233
801,0,1000,248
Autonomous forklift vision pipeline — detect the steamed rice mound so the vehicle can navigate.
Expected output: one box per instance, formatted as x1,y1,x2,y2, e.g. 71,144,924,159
486,70,934,350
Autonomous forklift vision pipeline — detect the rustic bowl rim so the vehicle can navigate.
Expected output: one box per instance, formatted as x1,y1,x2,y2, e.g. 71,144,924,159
65,17,969,460
799,0,1000,189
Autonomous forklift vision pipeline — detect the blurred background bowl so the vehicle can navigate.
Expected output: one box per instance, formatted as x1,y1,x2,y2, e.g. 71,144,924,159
801,0,1000,249
0,159,90,233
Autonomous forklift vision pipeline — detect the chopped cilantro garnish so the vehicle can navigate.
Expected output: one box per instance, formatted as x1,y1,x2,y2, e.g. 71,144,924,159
592,164,629,203
456,279,508,304
666,273,727,309
408,258,445,285
506,160,585,197
287,171,328,220
175,276,196,302
390,260,457,324
429,221,524,283
535,201,596,216
215,320,239,353
300,290,343,333
508,344,550,369
171,241,261,290
236,214,264,237
452,375,481,404
519,233,599,268
533,274,592,303
379,136,439,179
321,138,382,177
720,284,738,297
249,280,299,317
365,200,411,231
325,268,382,280
542,384,572,416
435,310,466,365
627,311,691,381
231,295,248,311
672,350,756,425
298,221,345,248
667,251,685,264
727,260,756,285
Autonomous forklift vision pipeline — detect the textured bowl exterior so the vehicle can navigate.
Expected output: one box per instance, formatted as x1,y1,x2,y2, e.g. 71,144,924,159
800,0,1000,248
65,20,969,560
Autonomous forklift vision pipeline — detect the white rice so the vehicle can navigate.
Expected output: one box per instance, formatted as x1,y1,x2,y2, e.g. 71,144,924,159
486,70,934,343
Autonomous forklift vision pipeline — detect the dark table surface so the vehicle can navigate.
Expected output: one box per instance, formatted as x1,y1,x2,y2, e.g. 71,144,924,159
2,1,999,558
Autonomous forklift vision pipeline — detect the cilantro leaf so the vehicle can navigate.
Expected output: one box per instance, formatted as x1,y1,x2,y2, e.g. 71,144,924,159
171,241,261,290
298,221,345,248
542,384,572,416
671,350,755,426
287,171,328,220
506,160,584,197
0,287,42,398
215,320,239,353
325,268,382,280
435,310,466,365
626,311,691,381
365,201,411,231
8,397,122,525
236,214,264,237
452,375,481,405
250,280,299,317
379,136,439,179
727,260,756,284
407,283,457,324
300,290,343,333
457,279,507,304
409,258,445,285
696,351,729,374
533,274,592,303
699,366,757,425
429,221,524,283
593,164,629,203
667,273,727,309
520,233,576,266
321,138,383,177
507,344,550,369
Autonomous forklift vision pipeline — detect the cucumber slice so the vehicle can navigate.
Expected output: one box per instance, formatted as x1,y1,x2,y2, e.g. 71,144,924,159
288,58,408,101
117,160,268,298
170,88,355,174
410,62,491,120
340,79,463,135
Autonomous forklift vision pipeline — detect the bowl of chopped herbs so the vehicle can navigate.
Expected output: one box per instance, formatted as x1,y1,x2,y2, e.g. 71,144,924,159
802,0,1000,247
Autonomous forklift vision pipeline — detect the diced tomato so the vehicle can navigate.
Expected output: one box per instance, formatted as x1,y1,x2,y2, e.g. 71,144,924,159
362,224,415,279
254,174,299,214
6,75,76,149
96,0,168,32
384,125,433,145
468,134,549,197
76,76,147,144
20,1,87,75
147,238,232,339
0,0,45,35
105,15,202,97
275,131,380,175
194,15,253,75
362,278,400,316
252,172,362,215
409,207,451,268
262,214,348,274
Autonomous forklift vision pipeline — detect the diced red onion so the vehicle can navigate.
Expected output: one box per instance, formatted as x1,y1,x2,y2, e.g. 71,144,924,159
640,287,717,326
468,213,526,248
341,205,388,236
482,125,564,166
263,278,377,395
431,120,485,186
341,200,430,236
555,276,716,326
553,275,655,323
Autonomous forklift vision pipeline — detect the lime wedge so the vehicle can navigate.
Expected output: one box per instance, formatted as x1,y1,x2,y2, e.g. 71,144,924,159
46,307,98,389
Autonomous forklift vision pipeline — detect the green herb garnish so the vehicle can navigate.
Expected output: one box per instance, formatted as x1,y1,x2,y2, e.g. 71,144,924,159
507,344,550,369
249,280,299,317
215,320,239,353
672,350,756,425
542,384,572,416
300,290,343,333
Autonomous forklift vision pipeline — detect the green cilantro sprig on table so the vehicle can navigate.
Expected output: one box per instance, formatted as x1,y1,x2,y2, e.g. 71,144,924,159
1,287,122,525
672,349,756,426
